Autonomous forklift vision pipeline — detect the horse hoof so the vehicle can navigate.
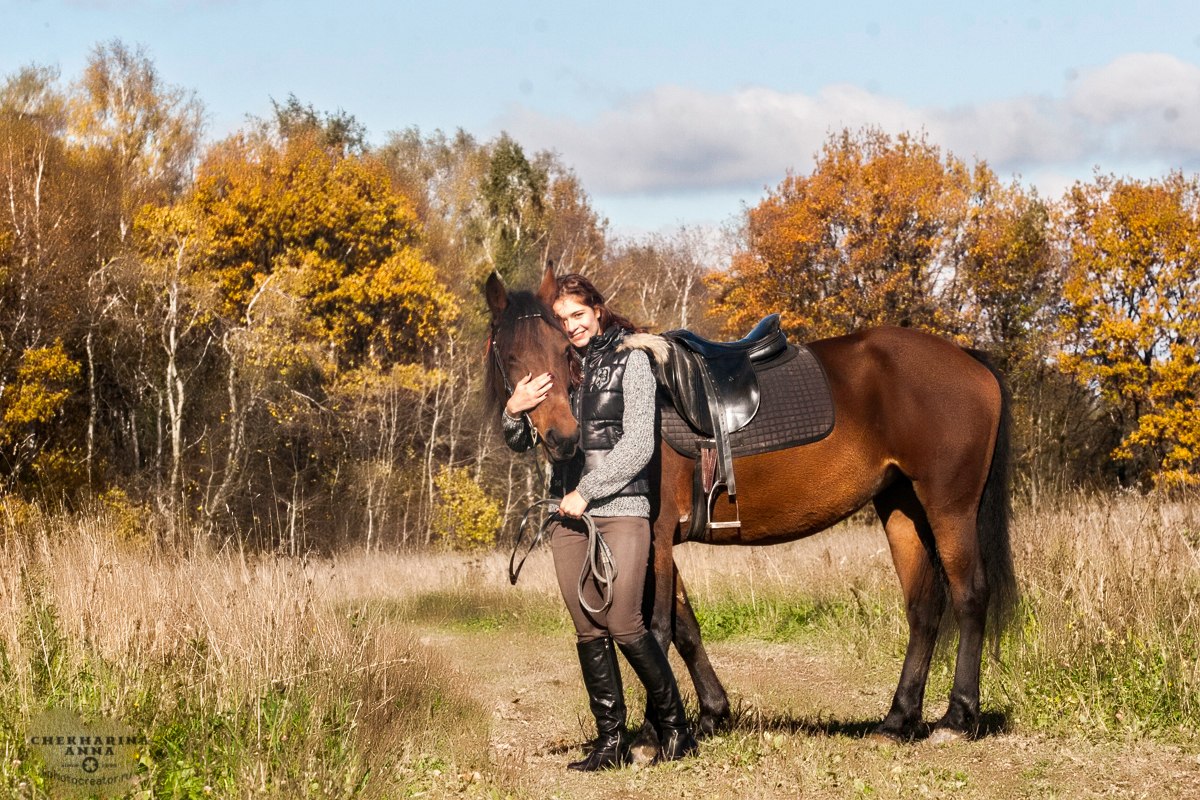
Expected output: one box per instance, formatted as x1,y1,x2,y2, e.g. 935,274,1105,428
695,713,729,739
627,741,657,766
927,727,967,746
865,731,903,746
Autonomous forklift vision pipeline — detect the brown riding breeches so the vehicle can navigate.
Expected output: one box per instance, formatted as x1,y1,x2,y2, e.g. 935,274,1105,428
550,516,651,645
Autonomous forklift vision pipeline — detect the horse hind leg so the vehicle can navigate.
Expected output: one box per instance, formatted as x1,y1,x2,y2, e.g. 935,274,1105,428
924,508,989,744
871,479,945,742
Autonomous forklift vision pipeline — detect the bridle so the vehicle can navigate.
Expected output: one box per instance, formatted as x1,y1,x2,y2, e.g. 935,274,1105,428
488,309,574,447
492,308,617,613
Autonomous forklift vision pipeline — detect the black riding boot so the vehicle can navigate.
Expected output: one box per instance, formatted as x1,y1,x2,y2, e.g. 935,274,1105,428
568,637,628,771
617,632,698,762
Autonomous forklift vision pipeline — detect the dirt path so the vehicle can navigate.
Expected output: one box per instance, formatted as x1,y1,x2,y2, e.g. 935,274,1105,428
415,626,1200,799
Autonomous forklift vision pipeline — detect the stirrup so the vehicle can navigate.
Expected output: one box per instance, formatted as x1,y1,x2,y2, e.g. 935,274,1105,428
706,480,742,533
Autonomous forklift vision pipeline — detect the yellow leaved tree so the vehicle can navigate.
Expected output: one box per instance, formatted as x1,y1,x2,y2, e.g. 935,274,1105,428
432,466,502,551
0,341,81,489
1059,172,1200,487
202,125,456,545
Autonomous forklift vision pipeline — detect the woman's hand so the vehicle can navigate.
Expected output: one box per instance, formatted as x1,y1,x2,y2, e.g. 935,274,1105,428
505,372,553,417
557,490,588,519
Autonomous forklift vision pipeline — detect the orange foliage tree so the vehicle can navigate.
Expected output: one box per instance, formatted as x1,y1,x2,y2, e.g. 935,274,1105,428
708,128,1114,493
709,129,972,339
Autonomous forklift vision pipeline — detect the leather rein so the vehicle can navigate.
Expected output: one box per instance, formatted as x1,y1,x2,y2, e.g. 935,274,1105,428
508,499,616,615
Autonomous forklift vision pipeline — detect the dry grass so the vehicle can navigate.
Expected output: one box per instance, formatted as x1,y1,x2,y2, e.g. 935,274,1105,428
1002,491,1200,737
0,502,492,798
1,491,1198,797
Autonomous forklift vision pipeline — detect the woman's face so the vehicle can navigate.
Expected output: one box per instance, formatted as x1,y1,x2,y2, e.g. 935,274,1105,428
553,295,602,349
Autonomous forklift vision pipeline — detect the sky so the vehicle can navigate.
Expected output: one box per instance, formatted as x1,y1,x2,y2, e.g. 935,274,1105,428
5,0,1200,236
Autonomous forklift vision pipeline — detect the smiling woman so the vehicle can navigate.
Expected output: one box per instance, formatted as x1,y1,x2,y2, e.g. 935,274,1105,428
486,264,698,771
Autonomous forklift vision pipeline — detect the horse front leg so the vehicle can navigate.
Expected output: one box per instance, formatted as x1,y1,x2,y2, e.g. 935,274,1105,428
671,569,731,736
628,515,680,762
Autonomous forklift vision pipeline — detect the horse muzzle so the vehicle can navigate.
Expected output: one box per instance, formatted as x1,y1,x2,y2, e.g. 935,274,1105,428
542,428,579,462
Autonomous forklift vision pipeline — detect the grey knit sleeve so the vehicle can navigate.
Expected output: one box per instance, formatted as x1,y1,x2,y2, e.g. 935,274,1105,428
501,410,535,452
575,349,656,503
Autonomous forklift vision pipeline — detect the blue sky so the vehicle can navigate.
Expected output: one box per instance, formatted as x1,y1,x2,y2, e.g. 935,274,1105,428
5,0,1200,235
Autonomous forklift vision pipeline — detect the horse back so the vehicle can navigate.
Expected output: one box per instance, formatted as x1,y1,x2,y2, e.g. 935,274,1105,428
666,326,1003,545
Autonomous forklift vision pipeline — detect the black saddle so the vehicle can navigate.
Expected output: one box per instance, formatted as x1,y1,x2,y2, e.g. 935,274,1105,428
654,314,788,505
669,314,787,361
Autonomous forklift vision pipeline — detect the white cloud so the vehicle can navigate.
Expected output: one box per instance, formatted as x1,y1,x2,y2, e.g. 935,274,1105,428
503,53,1200,197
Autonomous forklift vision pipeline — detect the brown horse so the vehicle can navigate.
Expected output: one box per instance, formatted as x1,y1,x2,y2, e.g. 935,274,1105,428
485,266,1017,745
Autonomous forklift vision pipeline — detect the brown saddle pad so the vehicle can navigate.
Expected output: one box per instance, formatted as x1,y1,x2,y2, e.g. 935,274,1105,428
659,344,834,458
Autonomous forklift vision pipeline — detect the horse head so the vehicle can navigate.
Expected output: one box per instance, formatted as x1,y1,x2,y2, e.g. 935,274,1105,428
485,265,580,462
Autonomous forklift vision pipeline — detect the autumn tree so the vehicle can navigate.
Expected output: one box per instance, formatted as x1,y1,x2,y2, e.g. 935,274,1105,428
126,204,216,526
0,66,116,492
710,128,972,339
1059,172,1200,487
70,39,203,241
171,124,457,545
956,170,1118,495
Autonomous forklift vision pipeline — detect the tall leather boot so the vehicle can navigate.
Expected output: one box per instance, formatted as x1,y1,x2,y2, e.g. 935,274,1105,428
617,632,698,762
568,637,628,771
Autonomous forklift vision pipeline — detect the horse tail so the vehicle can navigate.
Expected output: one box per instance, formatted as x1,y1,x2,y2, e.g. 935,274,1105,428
965,349,1019,647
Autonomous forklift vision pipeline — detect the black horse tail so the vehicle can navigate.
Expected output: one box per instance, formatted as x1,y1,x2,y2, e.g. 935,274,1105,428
964,349,1019,649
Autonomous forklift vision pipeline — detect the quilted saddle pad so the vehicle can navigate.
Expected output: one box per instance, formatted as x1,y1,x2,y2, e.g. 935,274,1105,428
659,344,835,458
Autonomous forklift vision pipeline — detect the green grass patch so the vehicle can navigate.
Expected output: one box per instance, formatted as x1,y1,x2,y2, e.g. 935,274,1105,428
691,589,901,648
992,600,1200,740
373,588,568,635
693,595,854,642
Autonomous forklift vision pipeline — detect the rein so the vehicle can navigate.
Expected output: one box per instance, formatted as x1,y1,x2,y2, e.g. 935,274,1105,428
495,308,615,613
509,499,617,615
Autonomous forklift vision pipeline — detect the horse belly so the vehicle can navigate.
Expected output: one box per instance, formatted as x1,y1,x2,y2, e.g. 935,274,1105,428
702,429,890,545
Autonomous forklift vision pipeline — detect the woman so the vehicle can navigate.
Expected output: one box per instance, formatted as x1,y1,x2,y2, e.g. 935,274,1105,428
501,273,697,771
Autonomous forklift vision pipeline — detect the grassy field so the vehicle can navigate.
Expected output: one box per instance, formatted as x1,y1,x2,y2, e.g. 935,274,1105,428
1,492,1199,798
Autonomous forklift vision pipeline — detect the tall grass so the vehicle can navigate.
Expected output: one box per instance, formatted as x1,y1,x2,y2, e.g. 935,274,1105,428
1,491,1195,799
0,501,493,798
668,492,1200,741
1000,492,1200,738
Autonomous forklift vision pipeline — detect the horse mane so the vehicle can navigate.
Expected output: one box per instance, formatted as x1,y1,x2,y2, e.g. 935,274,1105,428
484,290,558,412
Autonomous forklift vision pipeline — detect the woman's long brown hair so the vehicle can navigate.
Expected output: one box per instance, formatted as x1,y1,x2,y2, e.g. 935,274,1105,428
554,273,645,335
554,273,645,389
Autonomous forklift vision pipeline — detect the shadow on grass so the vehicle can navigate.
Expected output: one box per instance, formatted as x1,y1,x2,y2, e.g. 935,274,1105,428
353,590,568,635
719,706,1011,741
538,710,1011,761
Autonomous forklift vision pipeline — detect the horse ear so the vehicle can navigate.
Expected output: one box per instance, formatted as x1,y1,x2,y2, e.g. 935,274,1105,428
485,272,508,316
536,261,557,306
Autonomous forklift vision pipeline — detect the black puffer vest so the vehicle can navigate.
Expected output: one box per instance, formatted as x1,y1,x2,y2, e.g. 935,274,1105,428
551,325,651,499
